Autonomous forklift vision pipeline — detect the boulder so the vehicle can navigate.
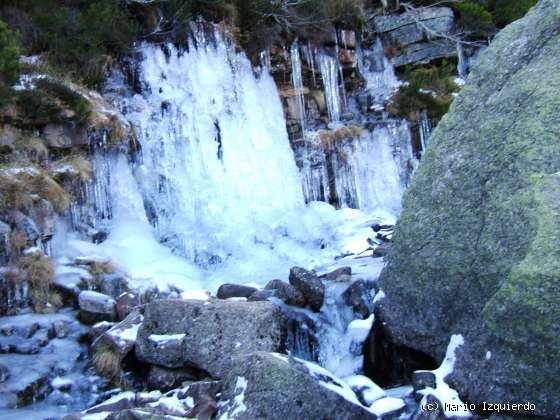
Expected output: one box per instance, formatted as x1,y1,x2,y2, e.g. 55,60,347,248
78,291,117,324
93,310,143,361
288,267,325,311
136,299,287,378
216,283,258,300
264,279,305,307
147,366,197,391
216,352,375,419
377,1,560,416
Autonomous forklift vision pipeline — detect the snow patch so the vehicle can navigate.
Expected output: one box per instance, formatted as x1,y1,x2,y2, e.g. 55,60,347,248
148,334,186,344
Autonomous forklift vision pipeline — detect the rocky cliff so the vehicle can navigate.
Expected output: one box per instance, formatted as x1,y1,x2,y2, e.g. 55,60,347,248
376,0,560,415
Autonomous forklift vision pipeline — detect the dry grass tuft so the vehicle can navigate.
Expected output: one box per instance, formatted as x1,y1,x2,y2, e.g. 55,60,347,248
93,342,121,379
17,251,55,313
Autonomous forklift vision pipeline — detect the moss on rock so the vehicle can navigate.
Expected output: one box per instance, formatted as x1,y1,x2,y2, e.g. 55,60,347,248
377,0,560,415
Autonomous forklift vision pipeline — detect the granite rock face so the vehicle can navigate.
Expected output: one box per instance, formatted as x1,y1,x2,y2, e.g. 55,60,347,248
216,352,376,420
376,0,560,416
370,7,457,67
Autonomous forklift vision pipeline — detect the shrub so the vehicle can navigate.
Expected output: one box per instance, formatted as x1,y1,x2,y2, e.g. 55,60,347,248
390,61,459,119
35,78,91,123
17,251,55,313
491,0,538,28
0,18,19,86
454,1,494,38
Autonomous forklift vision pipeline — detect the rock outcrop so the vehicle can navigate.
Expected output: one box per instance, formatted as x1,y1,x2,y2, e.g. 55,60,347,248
370,7,457,67
135,299,287,378
376,0,560,416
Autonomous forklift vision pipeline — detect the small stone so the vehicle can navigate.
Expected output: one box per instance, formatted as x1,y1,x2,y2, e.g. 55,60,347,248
0,364,9,383
373,243,392,257
319,267,352,282
217,284,258,300
78,291,116,325
265,279,305,307
412,370,436,392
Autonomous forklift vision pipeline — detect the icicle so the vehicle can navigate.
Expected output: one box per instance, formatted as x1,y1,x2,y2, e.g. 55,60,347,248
457,42,468,81
304,41,317,87
358,38,400,109
419,110,433,153
318,52,342,124
291,40,307,132
260,48,271,72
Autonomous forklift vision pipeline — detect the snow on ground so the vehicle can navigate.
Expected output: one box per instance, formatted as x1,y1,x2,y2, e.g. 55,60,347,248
418,334,471,417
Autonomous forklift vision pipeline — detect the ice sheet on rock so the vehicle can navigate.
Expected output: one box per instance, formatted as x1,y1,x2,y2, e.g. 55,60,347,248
347,314,374,343
181,290,210,301
296,358,364,408
369,396,405,416
148,334,186,344
343,375,386,405
418,334,471,417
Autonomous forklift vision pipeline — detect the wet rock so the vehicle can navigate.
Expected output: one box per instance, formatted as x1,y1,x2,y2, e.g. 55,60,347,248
78,291,117,325
247,289,276,302
136,299,287,378
89,321,115,342
0,354,53,407
99,273,130,299
12,213,40,245
217,352,375,419
412,370,436,393
43,124,88,148
288,267,325,311
216,283,258,300
265,279,305,307
116,292,141,320
342,279,377,318
28,199,55,239
147,366,197,391
319,266,352,282
53,273,82,306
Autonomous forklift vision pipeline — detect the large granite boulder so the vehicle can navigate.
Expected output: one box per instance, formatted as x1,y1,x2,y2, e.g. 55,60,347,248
376,1,560,416
135,299,287,378
216,352,376,419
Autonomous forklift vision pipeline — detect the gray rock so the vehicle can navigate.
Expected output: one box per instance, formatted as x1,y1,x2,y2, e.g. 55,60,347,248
78,291,116,324
99,274,130,299
28,199,55,240
43,124,88,148
265,279,305,307
377,1,560,416
392,41,457,67
373,7,454,46
217,352,375,419
0,364,9,383
136,299,287,378
216,283,258,299
288,267,325,311
116,292,141,320
342,280,377,319
147,366,197,391
319,266,352,282
93,310,143,361
247,289,276,302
